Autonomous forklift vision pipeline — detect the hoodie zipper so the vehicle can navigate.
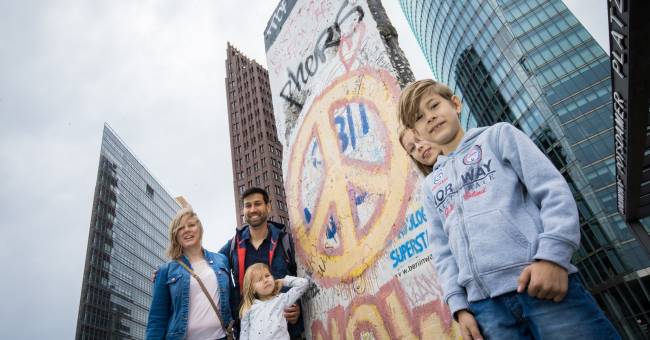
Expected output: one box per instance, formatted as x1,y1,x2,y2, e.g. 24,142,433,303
450,156,490,298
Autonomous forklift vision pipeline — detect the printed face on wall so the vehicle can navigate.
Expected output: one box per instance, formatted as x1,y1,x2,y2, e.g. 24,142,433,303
413,92,462,146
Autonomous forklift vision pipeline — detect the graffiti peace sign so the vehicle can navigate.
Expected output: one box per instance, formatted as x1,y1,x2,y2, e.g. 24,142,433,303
286,68,413,285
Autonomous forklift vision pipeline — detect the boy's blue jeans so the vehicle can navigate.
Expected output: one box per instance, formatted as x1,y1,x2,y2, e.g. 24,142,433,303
468,274,620,339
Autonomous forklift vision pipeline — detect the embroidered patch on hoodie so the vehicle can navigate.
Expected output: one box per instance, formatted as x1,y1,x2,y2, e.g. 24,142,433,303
463,145,482,165
460,145,495,200
431,168,447,191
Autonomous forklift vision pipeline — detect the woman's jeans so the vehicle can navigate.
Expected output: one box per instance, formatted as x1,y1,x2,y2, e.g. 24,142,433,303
468,274,621,339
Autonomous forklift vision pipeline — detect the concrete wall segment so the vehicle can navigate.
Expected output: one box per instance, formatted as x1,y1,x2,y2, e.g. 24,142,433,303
264,1,457,338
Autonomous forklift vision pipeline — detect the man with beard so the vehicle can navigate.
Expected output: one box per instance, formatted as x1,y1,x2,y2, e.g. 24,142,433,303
219,187,303,339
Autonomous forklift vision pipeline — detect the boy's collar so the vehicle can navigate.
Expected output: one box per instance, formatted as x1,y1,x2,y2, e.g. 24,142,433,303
446,126,489,156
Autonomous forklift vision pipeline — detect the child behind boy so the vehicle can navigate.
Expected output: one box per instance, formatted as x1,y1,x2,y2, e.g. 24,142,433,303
399,127,441,175
239,263,310,340
398,79,620,340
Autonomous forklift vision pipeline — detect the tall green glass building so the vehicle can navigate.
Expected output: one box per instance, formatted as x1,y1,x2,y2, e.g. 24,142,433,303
75,125,179,339
400,0,650,338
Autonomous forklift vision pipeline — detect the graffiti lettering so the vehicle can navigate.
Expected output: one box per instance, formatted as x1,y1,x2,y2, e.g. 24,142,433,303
334,102,370,152
397,207,427,239
397,254,433,278
404,273,444,308
390,231,429,268
265,0,289,38
264,0,300,51
279,1,364,108
311,279,458,340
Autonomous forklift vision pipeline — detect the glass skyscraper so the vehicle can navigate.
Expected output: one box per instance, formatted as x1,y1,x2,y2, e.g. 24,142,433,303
400,0,650,338
76,124,180,339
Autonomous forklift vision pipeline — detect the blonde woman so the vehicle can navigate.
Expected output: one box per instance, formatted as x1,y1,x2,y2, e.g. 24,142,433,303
146,208,234,340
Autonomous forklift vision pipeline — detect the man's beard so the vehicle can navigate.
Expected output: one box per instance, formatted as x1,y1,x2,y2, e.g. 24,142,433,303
246,214,267,228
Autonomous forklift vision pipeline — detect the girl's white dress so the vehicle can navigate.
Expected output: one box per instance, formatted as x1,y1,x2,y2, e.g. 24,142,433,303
240,276,310,340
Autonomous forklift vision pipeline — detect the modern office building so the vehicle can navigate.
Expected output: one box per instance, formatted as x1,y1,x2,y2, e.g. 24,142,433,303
225,43,289,228
76,124,180,339
400,0,650,338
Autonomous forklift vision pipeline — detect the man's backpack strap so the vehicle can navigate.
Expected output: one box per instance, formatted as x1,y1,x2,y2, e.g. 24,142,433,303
281,231,297,275
227,236,237,286
228,236,236,265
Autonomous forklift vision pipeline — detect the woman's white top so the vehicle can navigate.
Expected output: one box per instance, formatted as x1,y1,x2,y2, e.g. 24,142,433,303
186,259,227,340
240,276,310,340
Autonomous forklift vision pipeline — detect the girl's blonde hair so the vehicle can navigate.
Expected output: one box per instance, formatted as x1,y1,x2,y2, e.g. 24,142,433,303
165,207,203,259
398,128,434,175
239,263,280,318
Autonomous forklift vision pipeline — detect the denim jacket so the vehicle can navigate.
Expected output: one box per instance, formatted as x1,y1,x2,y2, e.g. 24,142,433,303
146,249,233,340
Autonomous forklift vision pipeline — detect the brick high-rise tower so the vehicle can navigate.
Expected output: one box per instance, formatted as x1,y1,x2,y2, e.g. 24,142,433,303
225,43,289,228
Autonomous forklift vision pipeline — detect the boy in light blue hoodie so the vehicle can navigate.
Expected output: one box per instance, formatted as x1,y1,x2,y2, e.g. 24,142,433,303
398,80,619,340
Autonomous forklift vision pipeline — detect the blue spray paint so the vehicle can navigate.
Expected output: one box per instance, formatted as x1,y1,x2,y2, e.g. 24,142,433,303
326,216,337,239
359,103,369,134
304,208,312,224
345,105,357,150
311,141,321,168
397,207,427,239
334,116,348,151
390,229,429,268
354,192,367,205
335,103,371,153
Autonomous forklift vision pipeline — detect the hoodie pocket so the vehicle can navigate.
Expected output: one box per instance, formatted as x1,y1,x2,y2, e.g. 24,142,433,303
445,216,474,286
465,210,531,274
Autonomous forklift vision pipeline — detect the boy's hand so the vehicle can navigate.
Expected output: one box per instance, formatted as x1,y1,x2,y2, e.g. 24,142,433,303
517,260,568,302
275,279,284,291
457,310,483,340
284,304,301,324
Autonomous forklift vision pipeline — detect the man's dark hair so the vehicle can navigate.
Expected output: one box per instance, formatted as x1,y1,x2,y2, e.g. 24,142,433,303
241,187,270,204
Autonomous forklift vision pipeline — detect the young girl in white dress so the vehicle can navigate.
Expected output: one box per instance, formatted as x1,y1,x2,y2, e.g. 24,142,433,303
239,263,310,340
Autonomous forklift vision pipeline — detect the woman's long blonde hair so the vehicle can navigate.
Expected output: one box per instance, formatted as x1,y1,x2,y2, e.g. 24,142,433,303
165,207,203,259
239,263,280,318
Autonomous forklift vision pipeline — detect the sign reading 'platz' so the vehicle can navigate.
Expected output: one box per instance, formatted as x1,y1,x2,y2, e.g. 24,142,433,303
608,0,650,221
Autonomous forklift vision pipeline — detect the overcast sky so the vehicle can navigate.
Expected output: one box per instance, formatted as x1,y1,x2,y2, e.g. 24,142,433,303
0,1,607,338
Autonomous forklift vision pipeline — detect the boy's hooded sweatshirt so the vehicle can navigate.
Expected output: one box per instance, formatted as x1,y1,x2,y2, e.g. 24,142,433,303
422,122,580,316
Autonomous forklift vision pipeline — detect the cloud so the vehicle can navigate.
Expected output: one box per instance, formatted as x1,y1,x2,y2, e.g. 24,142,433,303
563,0,609,52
